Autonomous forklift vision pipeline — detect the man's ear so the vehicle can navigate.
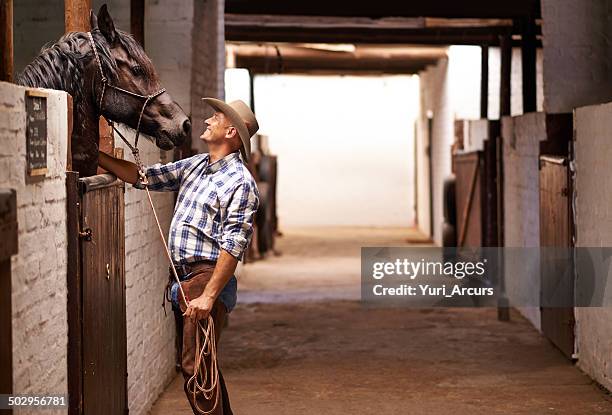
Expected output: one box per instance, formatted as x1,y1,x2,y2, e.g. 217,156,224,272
97,4,117,44
226,127,238,140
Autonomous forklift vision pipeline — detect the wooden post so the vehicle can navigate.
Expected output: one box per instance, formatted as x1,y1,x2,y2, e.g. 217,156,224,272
65,0,114,174
131,0,145,48
248,70,256,113
521,16,537,113
65,0,91,32
500,34,512,117
480,45,489,119
0,0,13,82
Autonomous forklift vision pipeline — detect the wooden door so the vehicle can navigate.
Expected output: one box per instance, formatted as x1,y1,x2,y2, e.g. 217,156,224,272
454,152,483,247
0,189,17,415
539,156,575,359
67,173,127,414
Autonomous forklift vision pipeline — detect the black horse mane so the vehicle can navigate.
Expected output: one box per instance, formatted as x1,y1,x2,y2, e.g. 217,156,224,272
16,28,154,110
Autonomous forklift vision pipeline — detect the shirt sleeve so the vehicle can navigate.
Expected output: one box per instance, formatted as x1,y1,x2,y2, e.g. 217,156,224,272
220,180,260,260
133,155,196,192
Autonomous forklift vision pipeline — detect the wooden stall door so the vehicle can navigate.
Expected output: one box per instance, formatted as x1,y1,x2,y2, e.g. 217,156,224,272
68,174,127,414
0,189,17,415
454,152,483,247
539,156,575,359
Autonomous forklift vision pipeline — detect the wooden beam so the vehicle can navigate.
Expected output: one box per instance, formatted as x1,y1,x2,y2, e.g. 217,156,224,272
226,24,538,46
65,0,91,32
500,34,512,117
131,0,145,48
481,46,489,119
521,16,537,113
226,0,541,19
232,44,446,75
0,0,13,82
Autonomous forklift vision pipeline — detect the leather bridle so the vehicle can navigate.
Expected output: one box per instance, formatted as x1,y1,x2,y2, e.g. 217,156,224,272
87,31,165,169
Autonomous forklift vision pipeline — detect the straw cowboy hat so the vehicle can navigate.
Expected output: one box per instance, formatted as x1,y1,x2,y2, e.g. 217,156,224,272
202,98,259,162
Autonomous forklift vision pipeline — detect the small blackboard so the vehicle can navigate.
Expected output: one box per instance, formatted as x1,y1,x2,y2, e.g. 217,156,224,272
25,90,48,176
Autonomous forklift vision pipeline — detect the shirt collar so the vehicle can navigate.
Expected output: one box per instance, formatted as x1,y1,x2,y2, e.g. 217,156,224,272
205,151,240,174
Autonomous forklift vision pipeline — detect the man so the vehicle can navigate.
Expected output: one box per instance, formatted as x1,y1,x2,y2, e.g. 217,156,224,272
98,98,260,415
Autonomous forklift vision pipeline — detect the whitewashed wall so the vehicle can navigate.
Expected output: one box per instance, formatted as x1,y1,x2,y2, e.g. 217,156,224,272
0,82,69,414
502,113,545,330
541,0,612,114
252,74,418,227
574,101,612,392
115,136,177,415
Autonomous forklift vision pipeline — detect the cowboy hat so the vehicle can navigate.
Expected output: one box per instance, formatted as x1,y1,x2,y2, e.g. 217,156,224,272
202,98,259,162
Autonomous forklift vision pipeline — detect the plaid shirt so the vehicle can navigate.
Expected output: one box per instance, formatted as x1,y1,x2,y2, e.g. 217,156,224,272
135,151,259,264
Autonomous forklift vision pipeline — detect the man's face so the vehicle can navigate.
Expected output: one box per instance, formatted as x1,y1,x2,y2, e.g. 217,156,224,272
201,111,232,143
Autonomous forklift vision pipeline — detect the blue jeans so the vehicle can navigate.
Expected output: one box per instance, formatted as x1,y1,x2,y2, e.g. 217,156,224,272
170,274,237,313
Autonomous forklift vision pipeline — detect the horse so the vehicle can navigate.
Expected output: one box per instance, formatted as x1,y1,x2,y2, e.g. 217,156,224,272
16,4,191,177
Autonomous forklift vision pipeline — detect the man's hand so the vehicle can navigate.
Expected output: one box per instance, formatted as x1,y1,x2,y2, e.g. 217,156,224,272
184,294,216,322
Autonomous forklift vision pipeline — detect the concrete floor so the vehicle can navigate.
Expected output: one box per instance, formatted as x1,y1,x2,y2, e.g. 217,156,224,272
149,227,612,415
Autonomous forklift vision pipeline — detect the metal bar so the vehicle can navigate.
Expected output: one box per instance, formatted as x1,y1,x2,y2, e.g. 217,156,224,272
499,34,512,117
480,45,489,119
66,171,83,415
521,16,537,113
131,0,145,48
0,0,13,82
79,173,121,193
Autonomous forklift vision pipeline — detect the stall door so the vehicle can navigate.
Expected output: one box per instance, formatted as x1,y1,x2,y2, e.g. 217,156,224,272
539,156,575,359
67,173,127,414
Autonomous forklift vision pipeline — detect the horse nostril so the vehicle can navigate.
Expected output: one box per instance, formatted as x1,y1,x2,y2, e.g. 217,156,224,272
182,119,191,135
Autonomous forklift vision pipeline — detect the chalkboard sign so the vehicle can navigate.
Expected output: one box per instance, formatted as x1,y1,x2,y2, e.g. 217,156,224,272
25,90,48,176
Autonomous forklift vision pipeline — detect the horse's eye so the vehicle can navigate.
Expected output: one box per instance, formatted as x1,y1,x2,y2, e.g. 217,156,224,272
131,65,145,77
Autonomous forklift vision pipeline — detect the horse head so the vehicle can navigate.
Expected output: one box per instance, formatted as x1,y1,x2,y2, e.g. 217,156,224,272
90,5,190,151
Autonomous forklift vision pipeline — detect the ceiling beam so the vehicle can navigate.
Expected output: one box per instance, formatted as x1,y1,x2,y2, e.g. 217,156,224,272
230,44,447,75
226,0,540,19
226,25,541,47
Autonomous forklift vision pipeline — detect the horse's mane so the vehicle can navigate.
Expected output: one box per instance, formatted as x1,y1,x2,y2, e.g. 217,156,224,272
15,29,154,109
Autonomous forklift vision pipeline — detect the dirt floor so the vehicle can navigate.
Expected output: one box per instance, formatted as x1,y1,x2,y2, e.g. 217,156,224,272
149,227,612,415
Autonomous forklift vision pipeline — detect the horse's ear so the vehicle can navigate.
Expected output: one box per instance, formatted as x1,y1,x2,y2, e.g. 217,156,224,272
89,10,98,30
97,4,117,44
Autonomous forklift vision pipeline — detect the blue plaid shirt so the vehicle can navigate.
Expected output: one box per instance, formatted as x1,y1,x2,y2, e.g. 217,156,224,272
135,151,259,312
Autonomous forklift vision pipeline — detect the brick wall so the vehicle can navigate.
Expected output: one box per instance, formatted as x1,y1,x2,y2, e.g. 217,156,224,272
541,0,612,113
501,113,545,330
0,81,69,414
574,101,612,392
115,135,177,415
190,0,225,154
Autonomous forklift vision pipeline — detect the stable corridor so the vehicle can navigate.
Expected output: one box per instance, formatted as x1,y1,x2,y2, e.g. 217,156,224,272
149,228,612,414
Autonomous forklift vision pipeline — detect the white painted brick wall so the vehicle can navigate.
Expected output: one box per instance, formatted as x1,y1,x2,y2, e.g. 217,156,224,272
0,81,69,415
115,133,177,415
541,0,612,113
574,101,612,392
502,113,545,330
190,0,225,154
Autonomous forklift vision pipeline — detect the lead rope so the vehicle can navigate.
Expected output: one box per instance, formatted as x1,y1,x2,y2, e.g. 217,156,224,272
88,31,220,415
